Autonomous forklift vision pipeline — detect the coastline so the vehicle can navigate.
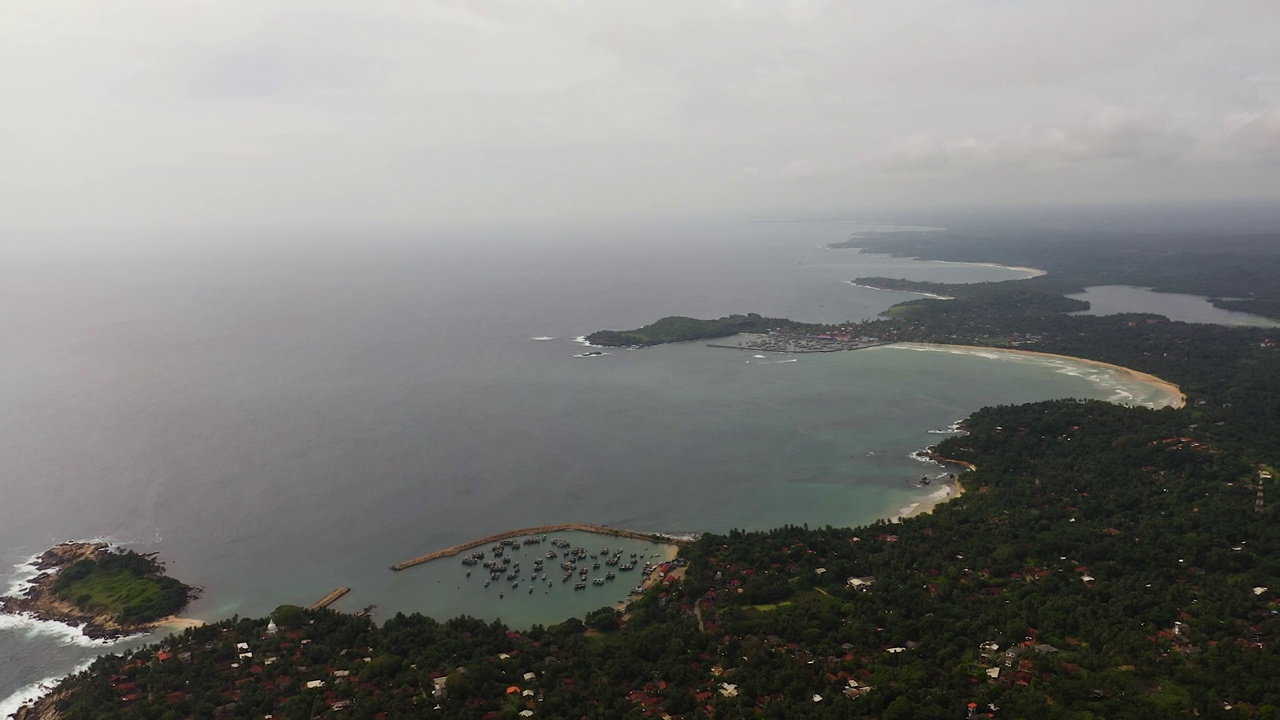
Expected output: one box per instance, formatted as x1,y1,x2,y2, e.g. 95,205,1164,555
890,342,1187,409
613,544,681,612
884,339,1185,521
898,474,967,520
845,281,954,300
3,282,1186,715
826,245,1046,280
156,615,206,631
931,260,1047,278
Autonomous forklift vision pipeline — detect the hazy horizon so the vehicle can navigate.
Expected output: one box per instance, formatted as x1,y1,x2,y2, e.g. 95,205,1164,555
3,2,1279,235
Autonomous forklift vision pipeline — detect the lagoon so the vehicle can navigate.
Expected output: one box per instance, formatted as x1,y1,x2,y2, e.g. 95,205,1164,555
1067,285,1280,327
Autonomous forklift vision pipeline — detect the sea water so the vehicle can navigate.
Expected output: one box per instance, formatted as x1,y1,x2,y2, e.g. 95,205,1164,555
0,220,1178,711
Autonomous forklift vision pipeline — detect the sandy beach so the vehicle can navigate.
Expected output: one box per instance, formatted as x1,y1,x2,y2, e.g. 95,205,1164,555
932,261,1047,278
895,343,1187,409
156,616,206,631
885,340,1184,522
895,473,968,520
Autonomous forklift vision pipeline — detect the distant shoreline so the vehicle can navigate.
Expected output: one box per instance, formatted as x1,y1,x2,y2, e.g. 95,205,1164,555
826,243,1047,279
929,260,1047,278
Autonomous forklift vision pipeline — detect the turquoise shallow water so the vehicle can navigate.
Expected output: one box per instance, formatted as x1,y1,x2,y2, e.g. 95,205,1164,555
338,339,1178,631
0,222,1178,712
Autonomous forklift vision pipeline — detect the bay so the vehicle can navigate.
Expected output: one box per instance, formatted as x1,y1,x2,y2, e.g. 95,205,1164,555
0,221,1176,712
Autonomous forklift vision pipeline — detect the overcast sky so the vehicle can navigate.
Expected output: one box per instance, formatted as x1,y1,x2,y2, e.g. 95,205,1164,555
3,1,1279,232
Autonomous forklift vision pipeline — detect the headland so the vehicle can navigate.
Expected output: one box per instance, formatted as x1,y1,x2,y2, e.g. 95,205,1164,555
0,542,198,640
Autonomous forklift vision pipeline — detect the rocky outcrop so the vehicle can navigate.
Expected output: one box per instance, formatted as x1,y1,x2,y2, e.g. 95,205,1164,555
0,542,177,639
12,686,69,720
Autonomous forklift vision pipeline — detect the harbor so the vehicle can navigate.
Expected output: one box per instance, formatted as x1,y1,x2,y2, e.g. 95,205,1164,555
374,529,685,620
707,333,894,354
391,523,689,571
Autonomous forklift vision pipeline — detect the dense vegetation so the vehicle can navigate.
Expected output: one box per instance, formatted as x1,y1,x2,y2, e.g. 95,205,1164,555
585,313,814,347
30,232,1280,719
52,550,195,624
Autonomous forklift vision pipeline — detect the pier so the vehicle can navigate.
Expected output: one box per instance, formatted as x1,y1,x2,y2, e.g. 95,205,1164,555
391,523,688,571
309,587,351,610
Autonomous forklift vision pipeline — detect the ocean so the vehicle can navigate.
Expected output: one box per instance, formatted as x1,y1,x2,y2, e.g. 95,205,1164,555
0,221,1182,714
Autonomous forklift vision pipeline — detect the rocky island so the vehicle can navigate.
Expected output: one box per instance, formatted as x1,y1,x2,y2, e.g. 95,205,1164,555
1,542,198,640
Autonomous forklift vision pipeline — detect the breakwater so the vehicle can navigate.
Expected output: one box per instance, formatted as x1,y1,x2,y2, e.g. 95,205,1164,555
391,524,686,571
309,587,350,610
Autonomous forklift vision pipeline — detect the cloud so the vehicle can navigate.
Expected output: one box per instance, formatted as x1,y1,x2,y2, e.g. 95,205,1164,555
878,106,1192,172
780,160,824,181
1225,106,1280,158
1,1,1279,231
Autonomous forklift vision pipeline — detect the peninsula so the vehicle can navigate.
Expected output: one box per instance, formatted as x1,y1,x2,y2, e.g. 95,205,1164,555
1,542,198,639
583,313,815,347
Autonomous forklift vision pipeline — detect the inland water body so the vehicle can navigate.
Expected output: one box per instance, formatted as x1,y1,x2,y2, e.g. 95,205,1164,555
1067,285,1280,327
0,221,1182,713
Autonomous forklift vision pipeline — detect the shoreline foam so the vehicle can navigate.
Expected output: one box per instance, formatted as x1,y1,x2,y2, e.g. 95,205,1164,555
929,260,1047,278
0,658,95,720
886,342,1186,409
881,339,1184,520
845,281,954,300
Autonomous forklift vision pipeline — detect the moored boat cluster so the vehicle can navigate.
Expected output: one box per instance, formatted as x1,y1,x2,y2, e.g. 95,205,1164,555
460,536,680,600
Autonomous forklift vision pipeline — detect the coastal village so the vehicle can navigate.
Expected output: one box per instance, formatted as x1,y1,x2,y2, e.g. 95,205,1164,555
707,330,892,354
42,525,1111,720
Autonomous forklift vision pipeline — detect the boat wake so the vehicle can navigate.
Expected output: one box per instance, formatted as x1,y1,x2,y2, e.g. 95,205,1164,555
530,336,556,341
